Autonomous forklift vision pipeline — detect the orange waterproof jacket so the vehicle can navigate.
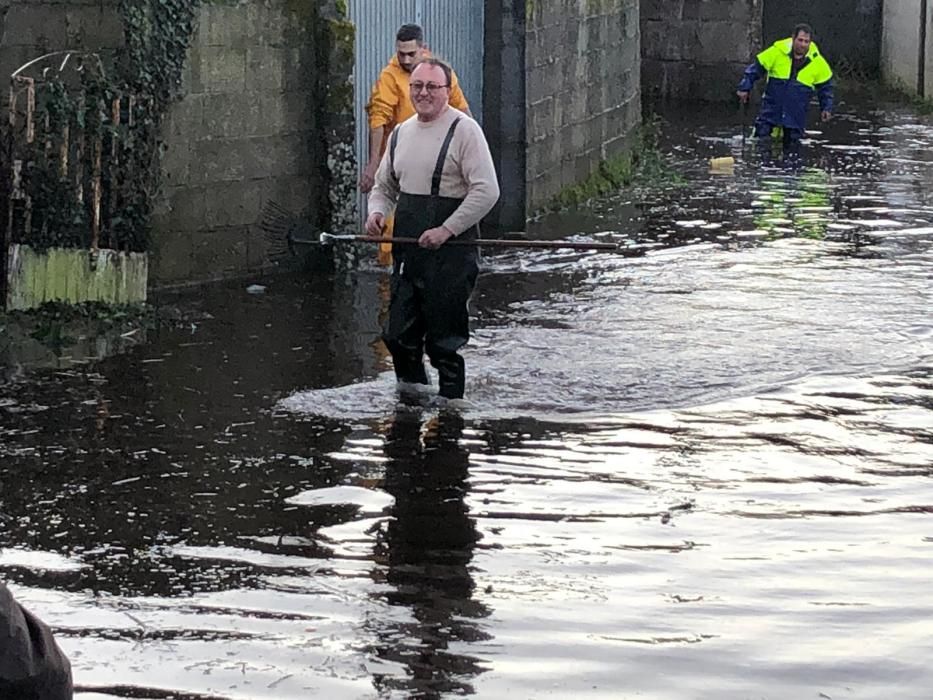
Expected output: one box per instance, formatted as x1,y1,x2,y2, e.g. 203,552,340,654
366,54,470,137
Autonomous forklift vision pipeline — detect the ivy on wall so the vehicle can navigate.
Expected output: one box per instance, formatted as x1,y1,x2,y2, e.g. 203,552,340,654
118,0,199,108
113,0,201,251
12,0,358,263
24,81,91,251
15,1,202,253
288,0,358,267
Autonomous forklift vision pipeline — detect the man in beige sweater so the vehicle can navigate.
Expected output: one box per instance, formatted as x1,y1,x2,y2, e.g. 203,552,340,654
366,58,500,403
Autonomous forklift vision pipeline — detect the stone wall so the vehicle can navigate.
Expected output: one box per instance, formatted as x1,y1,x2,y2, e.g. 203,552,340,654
524,0,641,213
152,1,354,285
882,0,933,99
0,0,355,287
928,7,933,99
483,0,526,230
763,0,882,77
641,0,762,103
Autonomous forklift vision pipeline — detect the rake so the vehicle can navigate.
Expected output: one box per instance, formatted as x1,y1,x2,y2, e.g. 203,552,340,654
258,200,318,262
317,232,620,251
259,200,623,257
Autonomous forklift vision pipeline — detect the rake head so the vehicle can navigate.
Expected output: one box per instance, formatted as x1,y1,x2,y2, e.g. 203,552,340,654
258,201,317,262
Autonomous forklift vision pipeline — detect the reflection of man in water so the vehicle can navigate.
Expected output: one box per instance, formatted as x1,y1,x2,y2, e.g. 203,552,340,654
752,167,830,241
737,23,833,166
372,410,489,696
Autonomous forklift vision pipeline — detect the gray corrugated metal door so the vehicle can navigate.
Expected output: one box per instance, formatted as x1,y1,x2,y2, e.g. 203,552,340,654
347,0,485,226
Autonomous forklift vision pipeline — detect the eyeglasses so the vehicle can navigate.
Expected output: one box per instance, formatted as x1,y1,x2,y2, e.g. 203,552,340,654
410,82,449,94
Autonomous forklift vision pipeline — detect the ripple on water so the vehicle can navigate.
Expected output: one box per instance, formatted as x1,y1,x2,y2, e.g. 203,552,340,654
2,100,933,699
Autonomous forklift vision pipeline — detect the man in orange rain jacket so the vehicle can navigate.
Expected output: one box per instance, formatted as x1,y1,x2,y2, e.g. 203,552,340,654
359,23,472,265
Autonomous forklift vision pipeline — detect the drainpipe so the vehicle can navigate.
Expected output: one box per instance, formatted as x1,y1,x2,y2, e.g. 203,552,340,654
482,0,526,230
921,0,928,97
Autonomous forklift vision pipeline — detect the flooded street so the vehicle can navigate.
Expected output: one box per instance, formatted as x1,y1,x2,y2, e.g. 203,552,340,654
2,96,932,699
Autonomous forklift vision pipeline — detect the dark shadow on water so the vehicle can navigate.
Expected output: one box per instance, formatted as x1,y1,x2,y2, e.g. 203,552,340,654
370,409,490,698
0,91,931,696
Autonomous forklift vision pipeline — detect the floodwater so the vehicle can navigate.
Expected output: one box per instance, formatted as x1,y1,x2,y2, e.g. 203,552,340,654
1,97,932,699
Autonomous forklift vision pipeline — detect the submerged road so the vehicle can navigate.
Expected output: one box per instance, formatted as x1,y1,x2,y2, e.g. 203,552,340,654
1,97,932,699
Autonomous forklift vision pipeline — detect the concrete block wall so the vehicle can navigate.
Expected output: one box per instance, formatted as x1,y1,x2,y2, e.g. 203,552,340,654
881,0,933,99
0,0,345,286
525,0,641,213
152,1,320,284
928,9,933,99
641,0,762,103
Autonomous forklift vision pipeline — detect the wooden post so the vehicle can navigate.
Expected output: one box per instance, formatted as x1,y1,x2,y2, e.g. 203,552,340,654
25,80,35,144
74,93,85,204
107,96,121,250
91,133,102,251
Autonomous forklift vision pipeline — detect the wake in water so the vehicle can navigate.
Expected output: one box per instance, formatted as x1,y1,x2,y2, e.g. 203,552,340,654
279,234,933,423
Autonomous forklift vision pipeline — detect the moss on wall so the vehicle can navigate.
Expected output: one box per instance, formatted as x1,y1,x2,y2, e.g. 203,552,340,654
6,244,148,311
549,154,634,210
546,117,681,212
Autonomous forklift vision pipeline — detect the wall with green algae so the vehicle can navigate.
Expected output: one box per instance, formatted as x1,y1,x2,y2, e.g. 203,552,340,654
524,0,642,214
6,245,148,311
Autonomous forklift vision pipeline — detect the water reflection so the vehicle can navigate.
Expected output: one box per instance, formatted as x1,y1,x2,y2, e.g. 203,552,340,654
371,409,489,697
752,168,832,240
0,95,932,698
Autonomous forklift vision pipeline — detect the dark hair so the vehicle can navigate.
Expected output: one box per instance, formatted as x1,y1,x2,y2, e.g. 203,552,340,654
417,57,452,87
793,23,813,39
396,23,424,44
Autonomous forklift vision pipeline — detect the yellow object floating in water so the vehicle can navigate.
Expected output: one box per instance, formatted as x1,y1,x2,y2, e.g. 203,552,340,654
709,156,735,174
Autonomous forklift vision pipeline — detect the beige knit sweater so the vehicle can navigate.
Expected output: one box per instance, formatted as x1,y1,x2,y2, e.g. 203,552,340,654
368,107,500,236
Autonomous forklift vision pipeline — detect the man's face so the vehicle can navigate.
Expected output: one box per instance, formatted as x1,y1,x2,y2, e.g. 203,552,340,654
793,31,811,57
396,39,425,73
410,63,450,121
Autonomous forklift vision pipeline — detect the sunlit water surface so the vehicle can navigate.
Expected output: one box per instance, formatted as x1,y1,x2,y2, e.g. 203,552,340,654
1,100,932,699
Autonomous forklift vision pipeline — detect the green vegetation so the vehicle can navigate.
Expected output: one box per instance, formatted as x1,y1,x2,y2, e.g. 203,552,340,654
841,77,933,115
1,301,154,354
18,1,202,254
546,115,683,212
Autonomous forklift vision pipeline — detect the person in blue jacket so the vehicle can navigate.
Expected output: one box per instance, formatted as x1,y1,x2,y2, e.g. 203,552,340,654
737,23,834,162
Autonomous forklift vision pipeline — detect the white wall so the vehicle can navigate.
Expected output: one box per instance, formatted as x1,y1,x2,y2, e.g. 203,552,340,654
926,5,933,97
882,0,922,94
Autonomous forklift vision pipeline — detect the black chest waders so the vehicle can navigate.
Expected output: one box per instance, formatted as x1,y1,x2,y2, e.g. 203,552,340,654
756,53,812,164
381,117,480,400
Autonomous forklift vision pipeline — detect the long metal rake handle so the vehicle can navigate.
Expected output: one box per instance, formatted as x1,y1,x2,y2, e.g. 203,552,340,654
315,232,620,251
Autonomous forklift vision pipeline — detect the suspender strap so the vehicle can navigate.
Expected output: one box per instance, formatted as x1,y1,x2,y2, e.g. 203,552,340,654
390,116,462,195
431,117,462,197
389,126,400,181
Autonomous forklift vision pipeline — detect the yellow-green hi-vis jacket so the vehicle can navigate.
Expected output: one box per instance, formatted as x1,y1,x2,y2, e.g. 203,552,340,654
738,37,834,131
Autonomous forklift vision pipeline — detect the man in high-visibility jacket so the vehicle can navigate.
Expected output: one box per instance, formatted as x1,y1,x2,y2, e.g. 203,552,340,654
359,23,472,265
737,23,833,162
